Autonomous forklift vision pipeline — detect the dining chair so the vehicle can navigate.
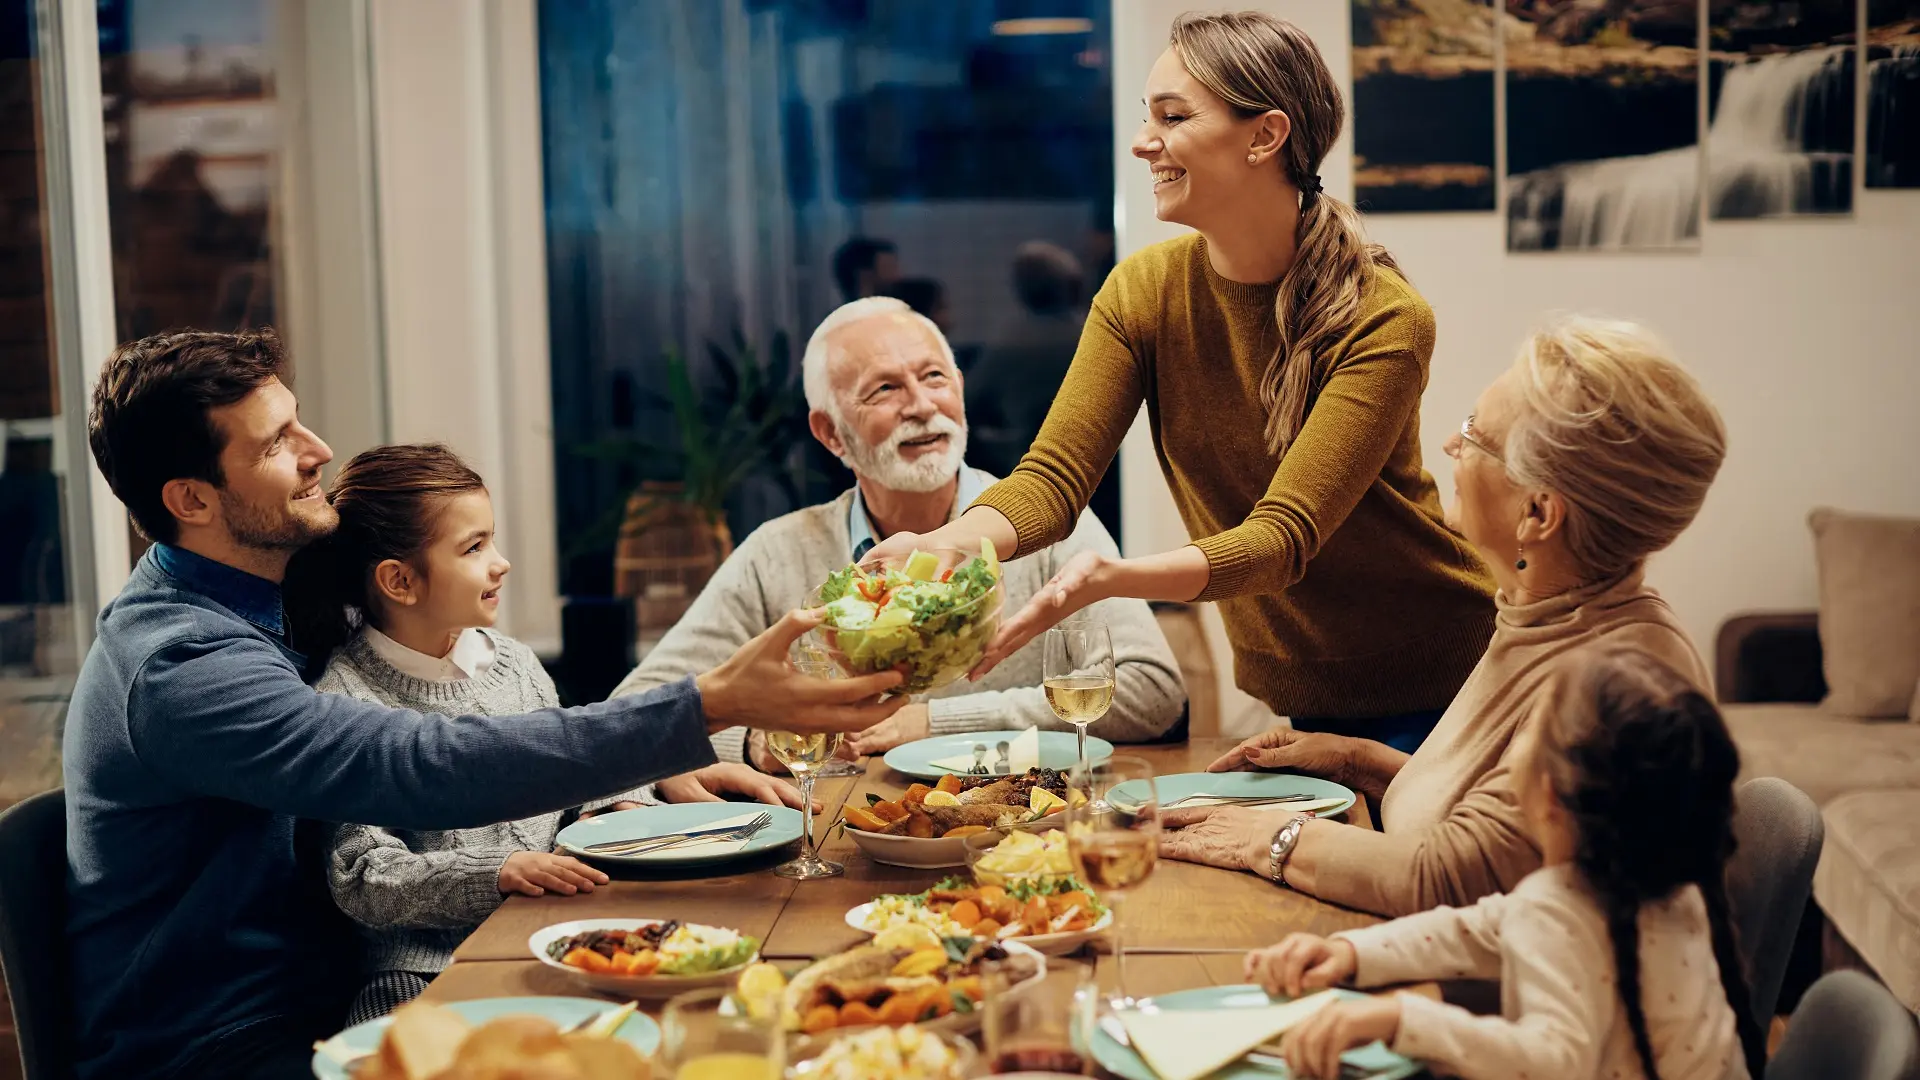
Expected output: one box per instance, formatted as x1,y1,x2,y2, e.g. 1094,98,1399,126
1726,777,1823,1026
0,788,72,1080
1768,970,1920,1080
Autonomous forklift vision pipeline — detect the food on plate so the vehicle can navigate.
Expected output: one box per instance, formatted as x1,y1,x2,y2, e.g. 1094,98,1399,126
798,1024,967,1080
859,876,1108,941
783,937,1041,1035
843,769,1081,839
970,828,1076,882
348,1001,650,1079
814,543,1002,693
546,921,757,978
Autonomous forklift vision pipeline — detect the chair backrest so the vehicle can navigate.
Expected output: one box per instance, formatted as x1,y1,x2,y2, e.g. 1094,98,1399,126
1150,601,1218,737
1726,777,1823,1025
1768,970,1920,1080
0,789,71,1080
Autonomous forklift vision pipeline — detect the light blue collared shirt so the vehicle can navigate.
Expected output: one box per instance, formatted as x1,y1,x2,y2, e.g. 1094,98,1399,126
847,465,992,562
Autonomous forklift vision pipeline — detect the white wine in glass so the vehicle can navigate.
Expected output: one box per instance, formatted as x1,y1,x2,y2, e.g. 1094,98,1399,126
1044,624,1115,769
1067,755,1158,1010
793,640,860,778
660,987,783,1080
770,659,845,880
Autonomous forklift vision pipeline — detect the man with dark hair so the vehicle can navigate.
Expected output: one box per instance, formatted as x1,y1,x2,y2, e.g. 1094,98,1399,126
965,242,1087,477
830,235,898,301
65,328,905,1079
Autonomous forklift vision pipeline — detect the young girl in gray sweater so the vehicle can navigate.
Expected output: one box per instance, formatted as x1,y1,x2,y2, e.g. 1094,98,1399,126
284,444,649,1023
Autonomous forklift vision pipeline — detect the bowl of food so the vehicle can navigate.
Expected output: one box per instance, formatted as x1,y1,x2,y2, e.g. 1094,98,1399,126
846,873,1112,957
787,1023,979,1080
809,542,1003,695
530,918,760,996
840,770,1081,869
782,935,1045,1038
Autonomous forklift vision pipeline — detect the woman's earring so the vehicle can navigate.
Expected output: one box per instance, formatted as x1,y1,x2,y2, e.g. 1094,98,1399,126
1247,153,1258,164
1515,546,1528,572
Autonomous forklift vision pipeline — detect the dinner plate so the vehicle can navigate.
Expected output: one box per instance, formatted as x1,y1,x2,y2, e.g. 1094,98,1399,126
1087,985,1421,1080
883,730,1113,781
530,918,760,997
310,996,660,1079
844,900,1113,956
555,802,803,866
1111,771,1356,820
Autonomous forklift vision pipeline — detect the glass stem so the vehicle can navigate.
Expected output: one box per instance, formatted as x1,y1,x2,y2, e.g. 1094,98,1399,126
800,772,817,857
1111,893,1128,1002
1076,722,1088,768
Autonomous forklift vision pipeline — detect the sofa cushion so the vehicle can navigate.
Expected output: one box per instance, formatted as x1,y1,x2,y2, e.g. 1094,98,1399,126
1724,703,1920,806
1813,791,1920,1012
1810,508,1920,718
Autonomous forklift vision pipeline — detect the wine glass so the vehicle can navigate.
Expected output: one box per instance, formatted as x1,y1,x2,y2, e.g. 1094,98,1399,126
791,637,861,778
1044,623,1115,769
768,657,846,880
981,959,1098,1075
1067,756,1158,1010
658,986,783,1079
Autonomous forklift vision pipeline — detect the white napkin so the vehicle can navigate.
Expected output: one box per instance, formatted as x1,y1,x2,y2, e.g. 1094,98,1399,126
577,811,766,859
928,728,1042,774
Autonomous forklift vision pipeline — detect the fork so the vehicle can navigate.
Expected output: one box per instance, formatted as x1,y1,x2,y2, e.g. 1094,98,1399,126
581,812,773,857
1160,792,1327,809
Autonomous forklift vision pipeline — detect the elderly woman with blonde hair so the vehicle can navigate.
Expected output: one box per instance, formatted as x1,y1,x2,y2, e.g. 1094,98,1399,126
1161,315,1729,917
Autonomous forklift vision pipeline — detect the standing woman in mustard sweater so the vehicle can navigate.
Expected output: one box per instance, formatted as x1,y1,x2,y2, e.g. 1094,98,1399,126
871,11,1494,750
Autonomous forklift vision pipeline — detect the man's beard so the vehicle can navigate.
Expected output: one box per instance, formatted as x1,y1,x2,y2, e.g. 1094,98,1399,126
837,414,967,494
219,484,339,551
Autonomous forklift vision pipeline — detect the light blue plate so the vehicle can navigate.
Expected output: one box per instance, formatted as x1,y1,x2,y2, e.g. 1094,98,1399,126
555,802,804,866
1089,985,1422,1080
883,729,1114,780
1113,771,1356,820
310,996,660,1079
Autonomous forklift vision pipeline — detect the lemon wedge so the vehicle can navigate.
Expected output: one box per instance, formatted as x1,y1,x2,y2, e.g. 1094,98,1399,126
891,948,950,978
981,536,1000,574
1029,787,1067,815
735,962,787,1020
922,789,962,807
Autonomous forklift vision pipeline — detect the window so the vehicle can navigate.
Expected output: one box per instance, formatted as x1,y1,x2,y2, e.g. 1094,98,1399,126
538,0,1117,656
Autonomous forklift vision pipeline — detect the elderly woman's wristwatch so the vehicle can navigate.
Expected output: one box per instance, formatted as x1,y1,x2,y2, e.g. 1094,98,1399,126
1265,812,1315,885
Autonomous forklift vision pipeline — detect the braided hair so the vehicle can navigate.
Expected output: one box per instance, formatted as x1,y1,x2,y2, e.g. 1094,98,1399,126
1539,645,1767,1080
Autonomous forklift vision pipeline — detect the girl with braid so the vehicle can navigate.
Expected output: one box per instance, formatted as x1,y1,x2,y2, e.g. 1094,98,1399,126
1245,644,1765,1080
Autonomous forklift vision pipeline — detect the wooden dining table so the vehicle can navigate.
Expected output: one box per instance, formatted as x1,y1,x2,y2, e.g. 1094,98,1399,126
420,737,1430,1075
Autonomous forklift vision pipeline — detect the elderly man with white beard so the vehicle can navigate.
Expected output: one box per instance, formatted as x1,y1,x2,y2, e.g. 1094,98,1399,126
614,297,1186,767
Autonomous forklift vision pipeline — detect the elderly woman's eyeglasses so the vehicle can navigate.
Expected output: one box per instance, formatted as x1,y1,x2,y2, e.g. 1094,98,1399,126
1457,415,1503,463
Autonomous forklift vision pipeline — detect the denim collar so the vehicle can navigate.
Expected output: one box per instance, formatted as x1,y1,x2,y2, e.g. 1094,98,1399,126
150,543,287,638
847,465,989,562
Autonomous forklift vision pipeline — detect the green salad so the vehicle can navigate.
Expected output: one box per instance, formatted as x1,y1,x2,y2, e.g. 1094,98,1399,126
815,542,1002,693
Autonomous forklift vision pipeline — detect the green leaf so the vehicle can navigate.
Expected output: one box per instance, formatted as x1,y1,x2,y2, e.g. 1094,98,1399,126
940,936,976,965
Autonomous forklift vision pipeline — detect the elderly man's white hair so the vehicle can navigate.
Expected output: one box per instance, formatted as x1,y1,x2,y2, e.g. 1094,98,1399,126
801,296,957,421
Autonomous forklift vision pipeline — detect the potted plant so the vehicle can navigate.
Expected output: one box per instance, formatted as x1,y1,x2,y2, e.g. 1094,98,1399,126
573,330,813,638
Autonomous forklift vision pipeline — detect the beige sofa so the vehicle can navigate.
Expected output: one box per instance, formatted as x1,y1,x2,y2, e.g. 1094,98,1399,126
1719,610,1920,1013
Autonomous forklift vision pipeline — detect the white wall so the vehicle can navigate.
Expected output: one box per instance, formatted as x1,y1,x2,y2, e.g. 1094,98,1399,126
368,0,562,652
1112,0,1920,722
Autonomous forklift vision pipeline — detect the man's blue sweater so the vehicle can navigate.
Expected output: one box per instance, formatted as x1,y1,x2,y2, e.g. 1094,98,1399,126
63,545,717,1078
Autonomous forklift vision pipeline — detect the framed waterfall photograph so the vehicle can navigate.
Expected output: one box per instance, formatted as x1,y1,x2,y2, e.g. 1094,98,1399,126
1350,0,1498,212
1867,0,1920,187
1707,0,1856,218
1505,0,1702,251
